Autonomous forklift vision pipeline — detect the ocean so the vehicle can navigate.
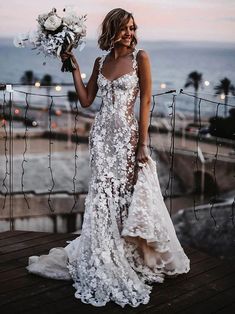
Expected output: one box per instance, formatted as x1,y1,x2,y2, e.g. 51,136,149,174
1,38,235,117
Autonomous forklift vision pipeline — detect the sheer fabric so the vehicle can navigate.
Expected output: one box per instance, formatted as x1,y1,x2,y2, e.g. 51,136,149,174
26,49,190,308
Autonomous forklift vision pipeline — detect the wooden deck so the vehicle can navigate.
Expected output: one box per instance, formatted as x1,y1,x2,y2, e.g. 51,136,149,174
0,231,235,314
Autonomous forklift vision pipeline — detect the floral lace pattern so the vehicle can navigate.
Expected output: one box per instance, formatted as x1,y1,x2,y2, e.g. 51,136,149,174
26,48,190,308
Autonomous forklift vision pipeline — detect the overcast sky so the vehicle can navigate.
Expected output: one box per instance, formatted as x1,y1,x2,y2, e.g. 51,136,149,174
0,0,234,42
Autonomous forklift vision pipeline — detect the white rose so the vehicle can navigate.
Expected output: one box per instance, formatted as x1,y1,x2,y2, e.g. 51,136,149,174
44,15,62,31
63,14,79,25
72,25,83,33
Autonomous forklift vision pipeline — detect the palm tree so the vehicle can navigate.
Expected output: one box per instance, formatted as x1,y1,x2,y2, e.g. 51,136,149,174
184,71,203,123
67,91,79,112
214,77,235,117
20,70,37,102
41,74,53,102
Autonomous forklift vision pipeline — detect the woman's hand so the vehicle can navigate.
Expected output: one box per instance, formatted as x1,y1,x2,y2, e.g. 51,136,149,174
60,51,75,62
60,51,78,72
136,144,149,164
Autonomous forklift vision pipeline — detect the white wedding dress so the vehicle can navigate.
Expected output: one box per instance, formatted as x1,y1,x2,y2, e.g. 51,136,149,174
26,49,190,308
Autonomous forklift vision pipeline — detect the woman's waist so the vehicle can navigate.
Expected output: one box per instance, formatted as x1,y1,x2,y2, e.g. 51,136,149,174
95,109,138,127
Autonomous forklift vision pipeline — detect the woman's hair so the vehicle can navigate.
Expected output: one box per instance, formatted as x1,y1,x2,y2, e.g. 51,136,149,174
98,8,138,51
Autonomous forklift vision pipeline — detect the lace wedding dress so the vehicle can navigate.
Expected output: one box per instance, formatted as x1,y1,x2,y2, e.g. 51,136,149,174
26,48,190,307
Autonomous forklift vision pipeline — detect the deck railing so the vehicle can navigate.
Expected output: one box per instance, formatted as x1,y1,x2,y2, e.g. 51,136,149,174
0,84,235,232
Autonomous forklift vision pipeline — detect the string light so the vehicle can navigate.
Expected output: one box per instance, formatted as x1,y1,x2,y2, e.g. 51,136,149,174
55,85,62,92
1,87,234,227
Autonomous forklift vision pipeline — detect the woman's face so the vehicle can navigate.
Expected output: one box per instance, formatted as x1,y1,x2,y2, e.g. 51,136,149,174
115,18,135,47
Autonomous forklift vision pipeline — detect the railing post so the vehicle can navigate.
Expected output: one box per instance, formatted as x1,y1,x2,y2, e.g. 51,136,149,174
5,85,15,231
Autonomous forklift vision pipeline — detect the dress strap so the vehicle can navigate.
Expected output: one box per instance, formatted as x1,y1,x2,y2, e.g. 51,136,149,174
132,48,140,72
98,53,108,74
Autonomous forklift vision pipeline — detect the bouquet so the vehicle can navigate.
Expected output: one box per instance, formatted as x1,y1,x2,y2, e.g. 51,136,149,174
14,6,87,72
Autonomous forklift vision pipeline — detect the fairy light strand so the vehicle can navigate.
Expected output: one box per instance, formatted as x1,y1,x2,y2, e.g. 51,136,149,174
1,92,9,210
192,98,202,221
1,86,234,229
20,93,30,209
163,95,176,217
209,103,221,227
47,96,56,212
71,100,80,213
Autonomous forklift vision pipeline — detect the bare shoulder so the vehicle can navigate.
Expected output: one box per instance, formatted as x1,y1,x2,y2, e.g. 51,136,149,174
94,56,101,67
92,56,102,73
136,49,150,63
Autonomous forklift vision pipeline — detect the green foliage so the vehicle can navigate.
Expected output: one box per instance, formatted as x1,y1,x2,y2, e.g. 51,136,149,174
209,108,235,140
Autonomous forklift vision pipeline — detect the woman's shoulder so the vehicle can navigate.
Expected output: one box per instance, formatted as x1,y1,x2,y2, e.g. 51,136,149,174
136,49,150,60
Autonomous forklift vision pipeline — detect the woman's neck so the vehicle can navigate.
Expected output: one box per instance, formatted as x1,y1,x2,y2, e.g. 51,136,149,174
111,45,134,60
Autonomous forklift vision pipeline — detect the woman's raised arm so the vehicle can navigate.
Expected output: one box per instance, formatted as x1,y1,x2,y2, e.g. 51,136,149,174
61,53,100,107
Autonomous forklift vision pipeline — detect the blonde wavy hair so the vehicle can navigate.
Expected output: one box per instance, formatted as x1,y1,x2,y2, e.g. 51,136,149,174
98,8,138,51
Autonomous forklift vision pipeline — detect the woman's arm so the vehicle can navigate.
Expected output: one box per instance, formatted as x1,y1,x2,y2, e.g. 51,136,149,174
136,50,152,163
61,52,100,107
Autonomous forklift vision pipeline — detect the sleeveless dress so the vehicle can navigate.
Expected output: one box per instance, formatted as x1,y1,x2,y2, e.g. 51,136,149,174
26,48,190,308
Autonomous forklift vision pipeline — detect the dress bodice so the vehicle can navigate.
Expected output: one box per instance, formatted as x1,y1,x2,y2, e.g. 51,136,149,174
97,49,140,114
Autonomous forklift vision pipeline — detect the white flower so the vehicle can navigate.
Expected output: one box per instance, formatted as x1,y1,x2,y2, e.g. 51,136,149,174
101,251,111,263
71,25,83,33
14,7,87,61
44,15,62,31
37,13,48,26
28,30,39,45
63,6,80,25
13,33,28,48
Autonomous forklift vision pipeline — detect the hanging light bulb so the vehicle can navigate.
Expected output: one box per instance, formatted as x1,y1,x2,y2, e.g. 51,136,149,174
55,85,62,92
160,83,166,89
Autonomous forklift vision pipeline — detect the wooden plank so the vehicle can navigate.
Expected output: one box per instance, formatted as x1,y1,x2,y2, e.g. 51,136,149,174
135,267,235,314
0,233,76,254
0,234,77,263
0,233,76,272
162,274,235,314
0,284,74,314
0,231,54,247
6,284,122,314
109,261,235,314
0,230,29,240
0,231,234,314
180,285,235,314
213,301,235,313
0,243,73,294
45,258,229,314
0,280,71,308
0,251,218,312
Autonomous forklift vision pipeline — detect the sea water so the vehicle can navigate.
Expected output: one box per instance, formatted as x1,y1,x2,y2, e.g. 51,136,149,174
0,38,235,117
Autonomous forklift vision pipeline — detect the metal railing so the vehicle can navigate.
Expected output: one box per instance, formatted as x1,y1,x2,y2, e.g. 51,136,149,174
1,84,235,231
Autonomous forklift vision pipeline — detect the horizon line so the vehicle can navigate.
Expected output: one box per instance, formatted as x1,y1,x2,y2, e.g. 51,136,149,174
0,36,235,46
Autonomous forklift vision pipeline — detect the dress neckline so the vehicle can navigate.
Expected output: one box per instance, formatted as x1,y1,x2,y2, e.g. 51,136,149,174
99,48,138,83
99,70,136,83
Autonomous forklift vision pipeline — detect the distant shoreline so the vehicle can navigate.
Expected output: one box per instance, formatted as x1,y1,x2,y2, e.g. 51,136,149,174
1,37,235,48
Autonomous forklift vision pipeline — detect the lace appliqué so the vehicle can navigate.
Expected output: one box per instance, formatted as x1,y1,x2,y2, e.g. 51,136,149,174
26,48,190,308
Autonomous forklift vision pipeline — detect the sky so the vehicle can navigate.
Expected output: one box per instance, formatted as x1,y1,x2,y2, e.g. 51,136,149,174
0,0,235,43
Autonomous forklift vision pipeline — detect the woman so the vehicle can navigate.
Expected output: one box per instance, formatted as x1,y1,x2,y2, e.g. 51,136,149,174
26,8,190,308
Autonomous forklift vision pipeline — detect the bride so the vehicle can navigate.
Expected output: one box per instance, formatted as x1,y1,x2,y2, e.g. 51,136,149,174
26,8,190,308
